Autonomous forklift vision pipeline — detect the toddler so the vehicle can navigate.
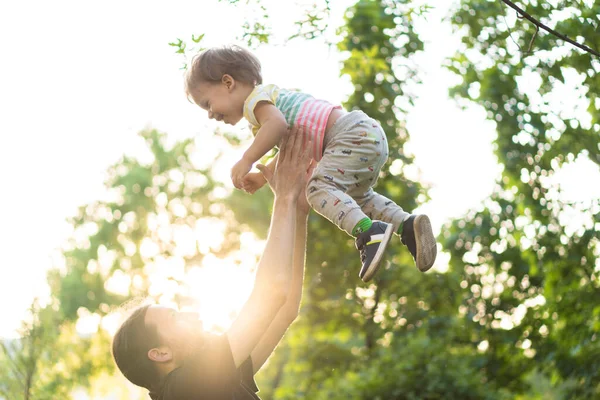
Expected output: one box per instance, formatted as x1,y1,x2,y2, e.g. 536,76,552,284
184,45,437,282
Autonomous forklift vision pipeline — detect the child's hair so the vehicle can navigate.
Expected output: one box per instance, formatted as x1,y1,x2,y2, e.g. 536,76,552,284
185,45,262,98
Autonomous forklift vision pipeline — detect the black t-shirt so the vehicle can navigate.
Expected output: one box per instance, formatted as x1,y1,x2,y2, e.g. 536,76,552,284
149,334,260,400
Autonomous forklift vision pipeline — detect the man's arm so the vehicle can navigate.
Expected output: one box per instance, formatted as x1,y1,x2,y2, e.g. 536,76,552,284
226,127,310,368
250,209,308,372
226,196,296,367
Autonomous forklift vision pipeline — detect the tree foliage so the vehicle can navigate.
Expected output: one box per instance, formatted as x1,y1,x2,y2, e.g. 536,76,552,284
3,1,599,399
442,0,600,397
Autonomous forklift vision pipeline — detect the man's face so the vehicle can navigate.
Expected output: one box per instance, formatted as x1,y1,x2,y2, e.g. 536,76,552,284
144,305,204,361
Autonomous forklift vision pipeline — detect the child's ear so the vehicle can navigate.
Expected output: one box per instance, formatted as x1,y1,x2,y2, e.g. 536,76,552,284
222,74,235,91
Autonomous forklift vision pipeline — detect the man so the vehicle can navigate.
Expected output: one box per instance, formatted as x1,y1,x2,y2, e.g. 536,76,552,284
112,127,314,399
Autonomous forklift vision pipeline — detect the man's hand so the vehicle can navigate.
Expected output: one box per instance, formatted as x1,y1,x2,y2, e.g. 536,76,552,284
231,157,253,189
258,159,315,214
257,126,313,207
242,172,267,194
296,159,316,215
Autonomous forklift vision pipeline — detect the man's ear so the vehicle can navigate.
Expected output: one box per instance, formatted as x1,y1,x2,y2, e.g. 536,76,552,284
222,74,235,91
148,346,173,363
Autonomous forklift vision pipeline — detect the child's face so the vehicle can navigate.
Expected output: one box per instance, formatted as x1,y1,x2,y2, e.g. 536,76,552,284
191,76,247,126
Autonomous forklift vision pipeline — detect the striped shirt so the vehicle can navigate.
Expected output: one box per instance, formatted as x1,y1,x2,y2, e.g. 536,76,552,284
243,84,340,161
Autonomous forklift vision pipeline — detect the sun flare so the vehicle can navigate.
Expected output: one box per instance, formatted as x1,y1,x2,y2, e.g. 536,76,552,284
147,223,265,333
185,255,256,332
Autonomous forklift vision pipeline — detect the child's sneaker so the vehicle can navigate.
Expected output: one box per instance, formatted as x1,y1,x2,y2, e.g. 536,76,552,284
400,215,437,272
356,221,394,282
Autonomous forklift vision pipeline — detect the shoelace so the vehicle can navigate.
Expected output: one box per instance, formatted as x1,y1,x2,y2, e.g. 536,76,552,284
359,247,367,262
355,234,369,263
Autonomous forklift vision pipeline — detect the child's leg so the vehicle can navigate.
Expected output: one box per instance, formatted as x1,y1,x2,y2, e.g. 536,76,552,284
338,114,436,272
334,115,409,235
354,189,410,234
306,111,388,236
307,111,395,282
306,160,368,237
307,160,394,282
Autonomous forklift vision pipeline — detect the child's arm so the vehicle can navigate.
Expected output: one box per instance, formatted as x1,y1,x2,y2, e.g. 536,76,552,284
231,103,288,189
245,103,288,163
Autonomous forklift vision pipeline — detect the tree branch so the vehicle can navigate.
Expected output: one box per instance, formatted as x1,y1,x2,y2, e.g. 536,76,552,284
499,0,600,57
1,342,27,384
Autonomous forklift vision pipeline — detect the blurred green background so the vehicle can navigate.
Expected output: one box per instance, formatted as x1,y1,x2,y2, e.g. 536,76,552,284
1,0,599,399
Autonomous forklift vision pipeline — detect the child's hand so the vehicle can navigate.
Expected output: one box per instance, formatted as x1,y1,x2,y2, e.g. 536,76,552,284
242,171,267,194
231,158,253,189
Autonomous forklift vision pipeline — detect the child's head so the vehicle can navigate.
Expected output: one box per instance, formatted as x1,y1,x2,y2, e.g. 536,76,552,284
185,45,262,125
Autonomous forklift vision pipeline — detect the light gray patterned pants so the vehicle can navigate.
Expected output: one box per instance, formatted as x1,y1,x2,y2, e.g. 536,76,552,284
307,110,410,236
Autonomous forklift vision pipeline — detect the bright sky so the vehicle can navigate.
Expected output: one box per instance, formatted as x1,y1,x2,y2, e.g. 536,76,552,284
1,1,597,339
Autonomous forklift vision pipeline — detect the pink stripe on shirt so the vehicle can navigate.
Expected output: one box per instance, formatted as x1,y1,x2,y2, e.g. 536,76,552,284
297,102,319,159
314,106,327,159
313,102,330,158
295,100,338,161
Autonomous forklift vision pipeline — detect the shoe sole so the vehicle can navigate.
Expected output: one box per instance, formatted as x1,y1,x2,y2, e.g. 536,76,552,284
359,223,394,283
413,215,437,272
